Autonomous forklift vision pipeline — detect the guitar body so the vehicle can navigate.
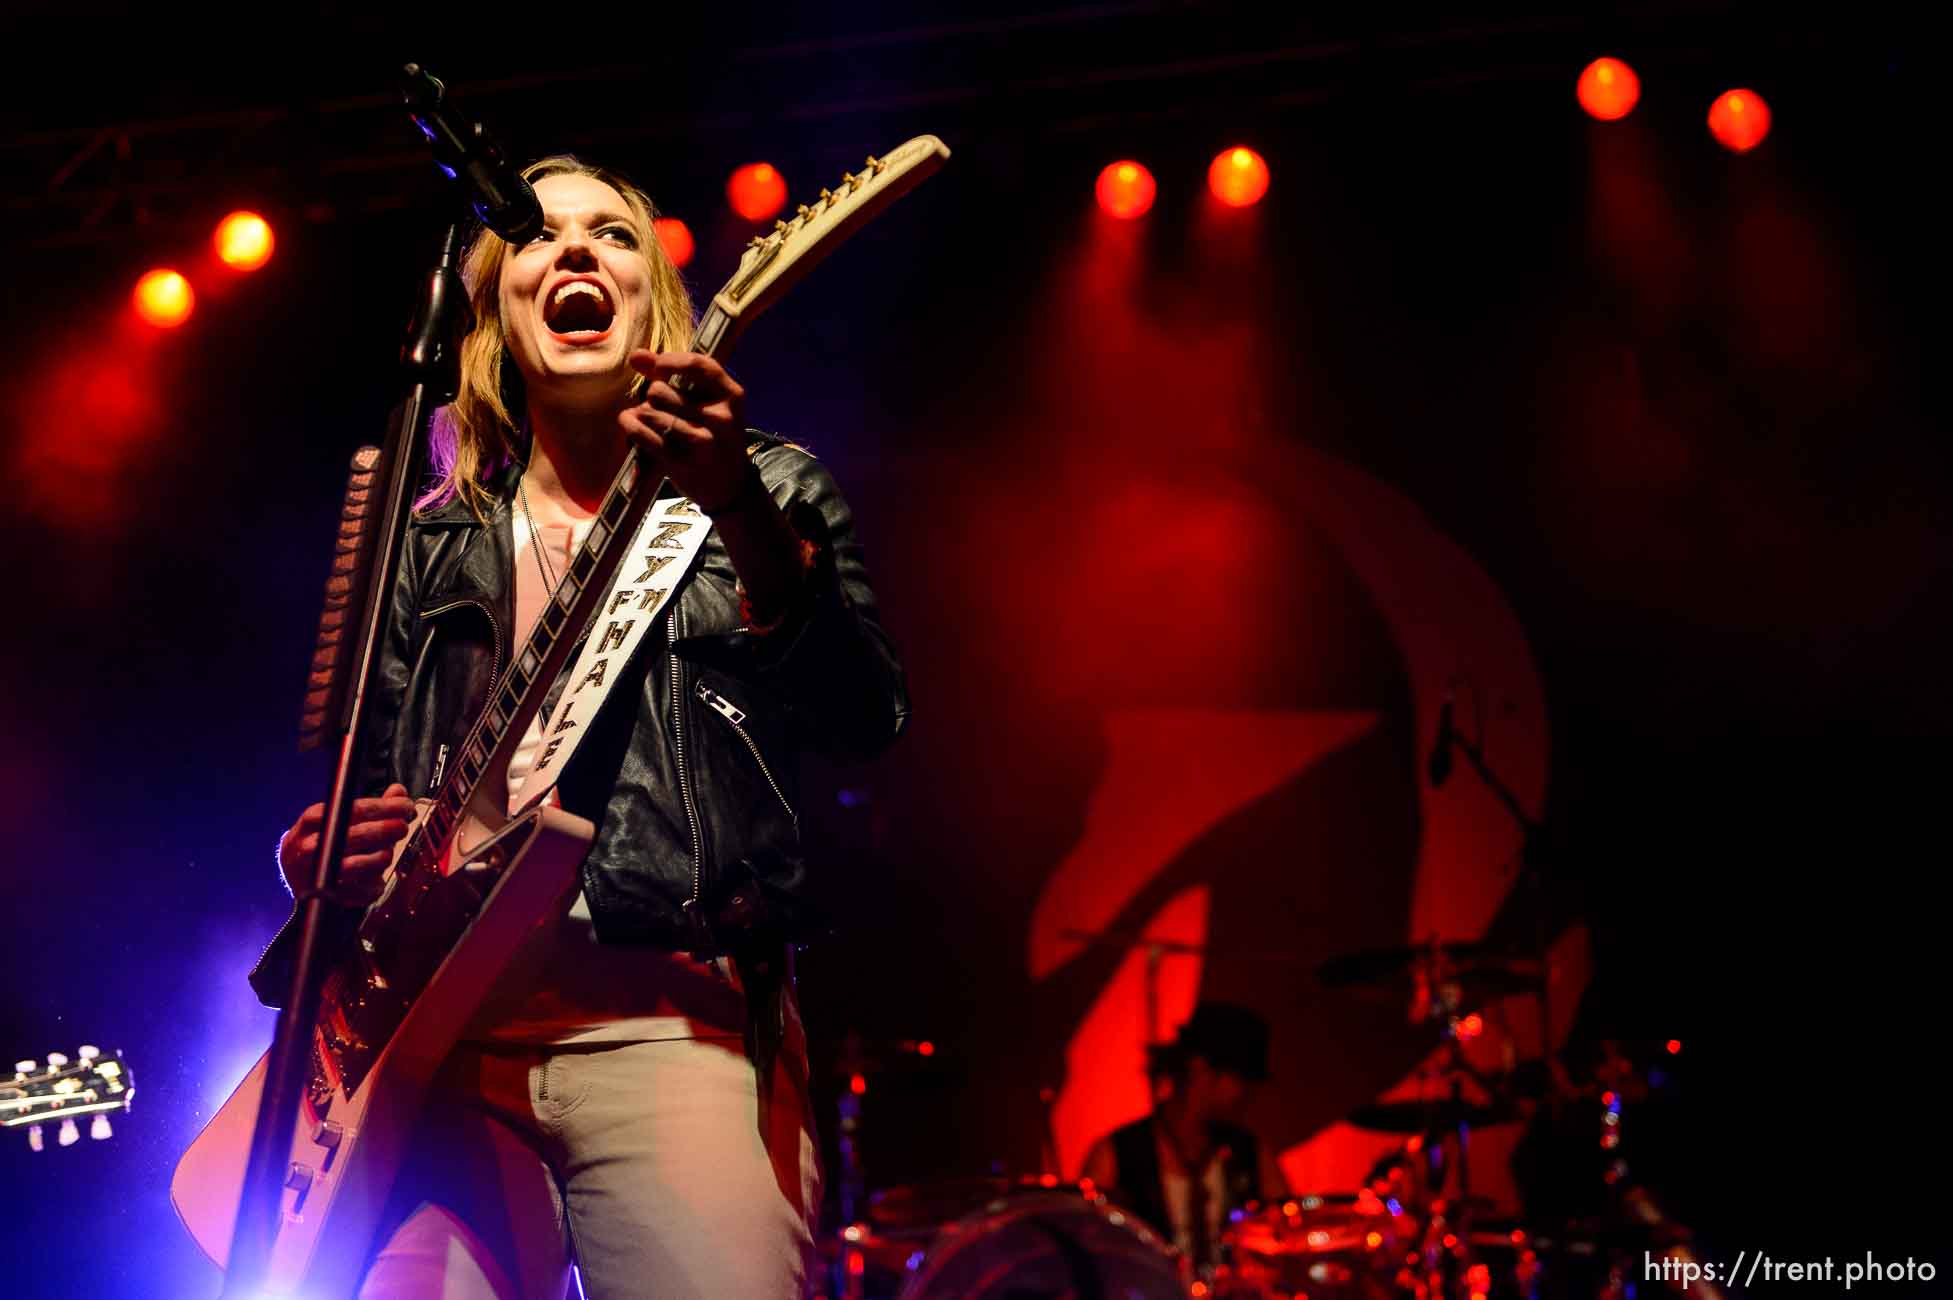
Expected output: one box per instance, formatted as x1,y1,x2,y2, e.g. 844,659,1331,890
171,803,593,1298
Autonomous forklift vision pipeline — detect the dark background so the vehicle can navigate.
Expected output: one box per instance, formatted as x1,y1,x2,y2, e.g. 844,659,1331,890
0,5,1942,1295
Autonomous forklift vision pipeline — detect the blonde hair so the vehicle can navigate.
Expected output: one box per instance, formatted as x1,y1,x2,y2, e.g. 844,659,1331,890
421,155,697,520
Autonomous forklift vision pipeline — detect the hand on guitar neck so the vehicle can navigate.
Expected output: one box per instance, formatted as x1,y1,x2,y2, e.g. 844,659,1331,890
277,783,416,901
621,348,810,627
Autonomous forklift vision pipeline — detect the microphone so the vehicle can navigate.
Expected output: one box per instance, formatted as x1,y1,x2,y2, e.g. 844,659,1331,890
399,64,544,244
1427,693,1455,788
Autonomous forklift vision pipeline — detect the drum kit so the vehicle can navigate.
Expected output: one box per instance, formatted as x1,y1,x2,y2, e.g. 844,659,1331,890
814,937,1692,1300
814,708,1702,1298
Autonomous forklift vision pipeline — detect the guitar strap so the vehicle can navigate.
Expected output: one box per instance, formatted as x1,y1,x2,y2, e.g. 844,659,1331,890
509,492,712,811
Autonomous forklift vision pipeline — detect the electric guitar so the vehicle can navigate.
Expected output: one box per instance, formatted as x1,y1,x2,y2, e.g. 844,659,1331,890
172,134,949,1297
3,1047,134,1150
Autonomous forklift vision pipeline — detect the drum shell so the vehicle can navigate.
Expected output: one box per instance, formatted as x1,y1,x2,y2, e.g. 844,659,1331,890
892,1187,1185,1300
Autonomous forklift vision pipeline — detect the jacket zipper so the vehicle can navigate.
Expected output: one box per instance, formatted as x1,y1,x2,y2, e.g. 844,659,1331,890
419,593,503,702
695,680,797,825
669,607,707,920
419,596,505,773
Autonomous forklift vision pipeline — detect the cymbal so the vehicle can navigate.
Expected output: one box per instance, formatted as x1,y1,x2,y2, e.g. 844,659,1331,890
1348,1098,1518,1133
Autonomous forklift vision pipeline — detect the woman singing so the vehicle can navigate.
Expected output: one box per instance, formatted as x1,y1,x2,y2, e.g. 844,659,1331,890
257,154,909,1298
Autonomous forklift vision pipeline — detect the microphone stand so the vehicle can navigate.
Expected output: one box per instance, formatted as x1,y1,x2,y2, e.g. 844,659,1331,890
1433,703,1555,1120
219,219,473,1297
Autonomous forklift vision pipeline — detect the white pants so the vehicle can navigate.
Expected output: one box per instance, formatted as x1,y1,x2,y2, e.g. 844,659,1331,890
356,1033,822,1300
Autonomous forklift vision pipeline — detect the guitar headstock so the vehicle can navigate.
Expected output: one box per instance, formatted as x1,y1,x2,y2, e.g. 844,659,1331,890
3,1047,134,1151
709,134,950,335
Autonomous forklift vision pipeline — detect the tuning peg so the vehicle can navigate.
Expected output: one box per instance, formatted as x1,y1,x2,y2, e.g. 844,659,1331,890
773,220,788,233
91,1115,113,1141
27,1124,43,1152
865,154,883,171
13,1060,33,1077
46,1052,69,1070
78,1046,100,1062
795,204,812,219
57,1118,79,1147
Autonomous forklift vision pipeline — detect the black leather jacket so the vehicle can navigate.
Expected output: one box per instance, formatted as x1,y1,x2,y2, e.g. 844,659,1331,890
249,434,909,1006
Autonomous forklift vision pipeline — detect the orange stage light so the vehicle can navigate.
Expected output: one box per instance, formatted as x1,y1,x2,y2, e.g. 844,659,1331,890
1708,89,1772,153
654,217,695,269
134,269,194,328
214,211,274,270
1208,147,1270,207
1095,161,1156,220
1577,58,1641,121
727,162,788,222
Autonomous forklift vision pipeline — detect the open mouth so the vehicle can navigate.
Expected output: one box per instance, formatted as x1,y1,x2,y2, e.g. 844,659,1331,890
542,279,616,340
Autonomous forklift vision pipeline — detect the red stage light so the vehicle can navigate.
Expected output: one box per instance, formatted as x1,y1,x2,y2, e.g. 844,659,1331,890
654,217,695,268
727,162,788,222
1667,1038,1682,1055
1095,161,1156,220
1708,89,1772,153
214,211,274,270
917,1040,935,1057
1208,147,1270,207
134,269,194,327
1459,1013,1484,1039
849,1072,867,1095
1576,58,1641,121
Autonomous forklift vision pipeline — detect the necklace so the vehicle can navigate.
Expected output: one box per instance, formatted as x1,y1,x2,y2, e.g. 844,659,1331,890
516,476,560,594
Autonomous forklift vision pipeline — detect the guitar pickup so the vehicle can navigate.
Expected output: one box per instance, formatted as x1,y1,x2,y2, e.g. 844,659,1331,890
285,1162,315,1213
312,1120,344,1170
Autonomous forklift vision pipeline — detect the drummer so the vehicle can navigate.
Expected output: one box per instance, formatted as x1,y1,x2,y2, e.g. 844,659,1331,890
1079,1002,1292,1273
